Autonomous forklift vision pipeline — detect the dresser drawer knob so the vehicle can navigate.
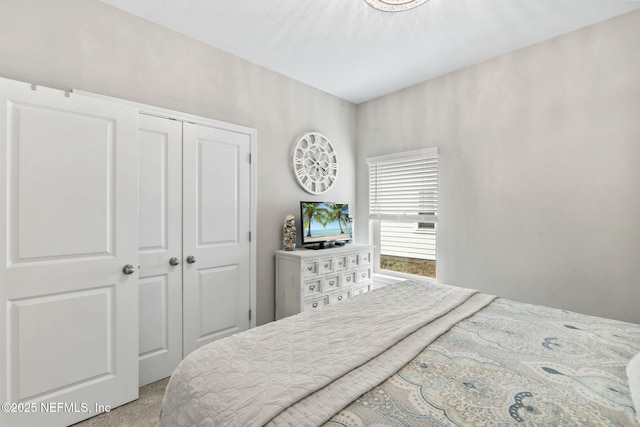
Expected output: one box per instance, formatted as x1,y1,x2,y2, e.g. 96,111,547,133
309,285,316,291
308,266,313,271
346,277,351,282
329,281,335,286
338,296,343,301
312,302,319,308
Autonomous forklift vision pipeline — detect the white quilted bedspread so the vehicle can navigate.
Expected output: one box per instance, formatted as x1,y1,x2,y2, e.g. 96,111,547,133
159,281,495,427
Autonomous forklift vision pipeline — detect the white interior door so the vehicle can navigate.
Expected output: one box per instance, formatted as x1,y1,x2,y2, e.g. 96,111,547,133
138,115,183,386
182,122,252,356
0,79,139,426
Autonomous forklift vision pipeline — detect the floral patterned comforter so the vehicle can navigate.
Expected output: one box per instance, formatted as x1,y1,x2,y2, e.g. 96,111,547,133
325,298,640,426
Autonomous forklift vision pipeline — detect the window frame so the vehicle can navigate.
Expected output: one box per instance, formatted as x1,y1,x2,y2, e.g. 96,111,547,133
367,148,438,282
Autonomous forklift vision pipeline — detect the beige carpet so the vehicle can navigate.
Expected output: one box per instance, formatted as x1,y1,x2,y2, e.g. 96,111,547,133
71,378,169,427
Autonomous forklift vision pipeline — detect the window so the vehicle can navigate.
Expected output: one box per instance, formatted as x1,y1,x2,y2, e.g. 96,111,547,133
367,148,438,279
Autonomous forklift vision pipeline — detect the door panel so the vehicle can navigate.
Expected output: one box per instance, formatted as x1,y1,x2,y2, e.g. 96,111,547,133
138,115,183,386
0,78,139,426
198,265,241,338
199,141,240,244
182,122,251,355
138,275,169,356
10,104,114,261
9,288,113,400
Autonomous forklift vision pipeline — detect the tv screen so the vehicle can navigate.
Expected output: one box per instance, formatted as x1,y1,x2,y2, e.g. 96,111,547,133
300,202,352,248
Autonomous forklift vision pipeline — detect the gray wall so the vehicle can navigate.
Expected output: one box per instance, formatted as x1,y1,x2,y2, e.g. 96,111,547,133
356,10,640,324
2,0,638,325
0,0,357,326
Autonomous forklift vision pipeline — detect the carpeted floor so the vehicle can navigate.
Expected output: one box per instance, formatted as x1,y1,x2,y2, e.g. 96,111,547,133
71,377,169,427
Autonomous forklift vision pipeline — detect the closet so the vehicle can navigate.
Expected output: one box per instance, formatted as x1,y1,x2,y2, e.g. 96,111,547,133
138,114,254,386
0,77,256,427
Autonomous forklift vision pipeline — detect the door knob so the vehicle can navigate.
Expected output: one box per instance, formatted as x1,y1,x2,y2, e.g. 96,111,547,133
122,264,136,275
169,257,180,266
186,255,196,264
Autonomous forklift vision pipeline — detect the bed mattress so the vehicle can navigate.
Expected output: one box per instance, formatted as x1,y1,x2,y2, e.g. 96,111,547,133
326,297,640,426
159,280,640,426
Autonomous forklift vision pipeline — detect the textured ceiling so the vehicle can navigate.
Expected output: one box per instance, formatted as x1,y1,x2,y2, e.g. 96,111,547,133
98,0,640,104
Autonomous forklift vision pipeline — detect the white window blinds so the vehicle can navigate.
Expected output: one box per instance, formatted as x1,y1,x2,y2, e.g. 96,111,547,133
367,148,438,222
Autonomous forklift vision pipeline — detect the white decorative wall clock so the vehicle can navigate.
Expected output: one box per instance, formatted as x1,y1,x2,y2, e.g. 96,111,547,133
291,132,338,194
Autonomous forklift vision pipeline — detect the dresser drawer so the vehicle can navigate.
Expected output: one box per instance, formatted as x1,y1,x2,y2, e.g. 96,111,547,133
303,279,322,298
319,258,334,274
303,260,319,277
303,296,328,312
352,284,370,296
329,291,350,304
359,251,372,265
348,253,360,269
342,271,356,286
357,268,371,283
324,275,341,292
334,255,348,271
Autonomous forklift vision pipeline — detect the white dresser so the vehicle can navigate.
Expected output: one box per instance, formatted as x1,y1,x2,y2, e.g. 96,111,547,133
275,243,374,320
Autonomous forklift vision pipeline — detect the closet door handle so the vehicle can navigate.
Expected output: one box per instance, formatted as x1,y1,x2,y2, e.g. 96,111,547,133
169,257,180,266
122,264,136,275
186,255,196,264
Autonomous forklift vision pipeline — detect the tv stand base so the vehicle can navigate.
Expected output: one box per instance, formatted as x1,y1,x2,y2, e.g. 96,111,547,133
307,240,347,250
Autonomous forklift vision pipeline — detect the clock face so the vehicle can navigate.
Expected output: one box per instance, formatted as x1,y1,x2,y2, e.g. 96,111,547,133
291,132,338,194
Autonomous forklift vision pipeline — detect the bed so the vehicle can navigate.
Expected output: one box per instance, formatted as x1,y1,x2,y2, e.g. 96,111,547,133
159,281,640,426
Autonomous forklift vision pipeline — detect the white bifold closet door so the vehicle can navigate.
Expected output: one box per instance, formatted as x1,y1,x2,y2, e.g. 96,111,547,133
138,115,183,387
181,122,252,355
138,115,252,385
0,78,139,427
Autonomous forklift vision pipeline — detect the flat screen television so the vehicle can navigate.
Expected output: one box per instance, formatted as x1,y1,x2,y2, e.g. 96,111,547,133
300,202,352,249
